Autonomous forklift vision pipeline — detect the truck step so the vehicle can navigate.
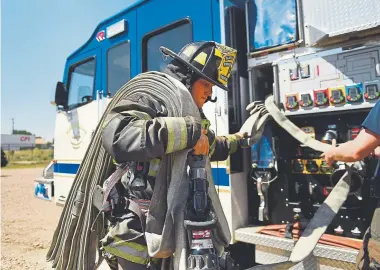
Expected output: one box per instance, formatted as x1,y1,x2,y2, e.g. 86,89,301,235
235,226,359,269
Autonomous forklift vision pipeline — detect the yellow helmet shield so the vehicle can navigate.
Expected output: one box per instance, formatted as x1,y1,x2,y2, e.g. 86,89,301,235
214,43,237,87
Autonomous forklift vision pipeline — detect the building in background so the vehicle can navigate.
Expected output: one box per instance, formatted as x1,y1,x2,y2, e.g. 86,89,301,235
1,134,36,150
35,137,51,149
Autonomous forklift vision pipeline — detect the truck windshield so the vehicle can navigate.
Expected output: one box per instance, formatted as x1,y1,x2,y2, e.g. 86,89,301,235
67,58,96,109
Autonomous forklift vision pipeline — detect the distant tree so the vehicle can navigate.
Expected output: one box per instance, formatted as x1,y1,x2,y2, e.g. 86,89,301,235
13,130,33,135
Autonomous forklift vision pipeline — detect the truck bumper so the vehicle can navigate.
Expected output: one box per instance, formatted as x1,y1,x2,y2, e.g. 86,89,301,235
34,177,54,201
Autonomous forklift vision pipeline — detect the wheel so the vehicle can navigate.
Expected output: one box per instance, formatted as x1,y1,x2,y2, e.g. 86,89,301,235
1,149,8,167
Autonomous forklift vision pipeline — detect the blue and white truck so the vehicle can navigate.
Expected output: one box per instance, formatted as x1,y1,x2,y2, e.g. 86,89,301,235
35,0,380,268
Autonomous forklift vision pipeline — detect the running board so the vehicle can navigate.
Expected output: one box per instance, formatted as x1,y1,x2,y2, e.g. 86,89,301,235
235,226,359,269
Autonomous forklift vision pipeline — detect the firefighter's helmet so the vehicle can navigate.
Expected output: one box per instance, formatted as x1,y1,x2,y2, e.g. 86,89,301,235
160,41,237,91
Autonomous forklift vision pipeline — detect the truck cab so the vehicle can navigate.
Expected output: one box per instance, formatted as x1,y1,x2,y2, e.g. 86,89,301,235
37,0,380,268
36,0,250,240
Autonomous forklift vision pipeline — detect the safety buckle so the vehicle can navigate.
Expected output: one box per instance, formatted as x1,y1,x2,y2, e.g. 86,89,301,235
184,216,217,230
123,197,130,212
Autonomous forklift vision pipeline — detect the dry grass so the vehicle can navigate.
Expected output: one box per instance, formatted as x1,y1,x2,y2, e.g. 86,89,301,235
3,148,53,169
2,162,47,169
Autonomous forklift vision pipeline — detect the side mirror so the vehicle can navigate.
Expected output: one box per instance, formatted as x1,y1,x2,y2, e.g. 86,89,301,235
54,82,68,109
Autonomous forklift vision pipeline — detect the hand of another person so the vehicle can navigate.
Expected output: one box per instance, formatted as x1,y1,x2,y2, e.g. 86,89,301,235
320,139,337,166
373,146,380,159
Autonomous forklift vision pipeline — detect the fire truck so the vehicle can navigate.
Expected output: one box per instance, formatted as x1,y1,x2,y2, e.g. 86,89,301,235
35,0,380,268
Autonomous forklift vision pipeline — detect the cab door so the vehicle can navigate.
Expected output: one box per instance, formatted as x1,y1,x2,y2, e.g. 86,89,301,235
100,11,137,109
53,47,102,204
55,48,102,165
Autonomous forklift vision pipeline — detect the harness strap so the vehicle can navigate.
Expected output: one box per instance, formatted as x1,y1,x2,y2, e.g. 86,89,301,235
127,199,161,269
102,163,131,206
128,199,147,232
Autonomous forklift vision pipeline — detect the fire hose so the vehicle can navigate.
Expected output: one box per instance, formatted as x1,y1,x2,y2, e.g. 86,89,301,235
245,95,358,269
46,71,233,270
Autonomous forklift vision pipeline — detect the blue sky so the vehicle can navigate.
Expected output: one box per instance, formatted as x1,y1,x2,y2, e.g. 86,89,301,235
1,0,135,141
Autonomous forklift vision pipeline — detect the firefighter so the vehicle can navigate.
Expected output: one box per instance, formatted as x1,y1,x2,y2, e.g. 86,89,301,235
321,100,380,269
100,41,248,269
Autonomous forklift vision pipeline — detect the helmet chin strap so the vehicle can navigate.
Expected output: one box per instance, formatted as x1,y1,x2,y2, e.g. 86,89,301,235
205,96,217,103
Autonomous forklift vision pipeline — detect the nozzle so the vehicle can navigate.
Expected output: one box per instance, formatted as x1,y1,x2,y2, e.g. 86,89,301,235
321,130,338,144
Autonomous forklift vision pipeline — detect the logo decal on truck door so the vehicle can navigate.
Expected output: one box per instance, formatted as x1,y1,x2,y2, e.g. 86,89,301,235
96,30,106,42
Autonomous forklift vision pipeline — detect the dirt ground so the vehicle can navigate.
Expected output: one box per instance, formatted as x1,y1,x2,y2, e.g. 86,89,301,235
1,168,62,269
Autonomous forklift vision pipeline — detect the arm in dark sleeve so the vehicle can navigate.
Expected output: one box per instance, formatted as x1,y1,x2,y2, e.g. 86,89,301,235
208,129,240,162
102,95,202,163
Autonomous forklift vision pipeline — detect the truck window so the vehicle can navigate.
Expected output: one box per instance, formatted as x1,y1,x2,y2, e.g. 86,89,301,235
107,42,131,96
142,19,192,72
67,58,96,109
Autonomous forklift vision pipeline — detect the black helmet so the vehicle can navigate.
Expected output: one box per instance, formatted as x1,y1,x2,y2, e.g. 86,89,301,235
160,41,237,91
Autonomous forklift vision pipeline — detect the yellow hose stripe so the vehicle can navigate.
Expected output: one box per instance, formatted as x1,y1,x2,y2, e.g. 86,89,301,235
127,110,152,120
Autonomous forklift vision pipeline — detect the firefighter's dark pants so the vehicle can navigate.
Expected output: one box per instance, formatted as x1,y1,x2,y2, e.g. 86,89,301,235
357,200,380,269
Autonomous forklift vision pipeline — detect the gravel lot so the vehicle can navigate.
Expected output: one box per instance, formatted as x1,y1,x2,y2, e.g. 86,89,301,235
1,168,62,269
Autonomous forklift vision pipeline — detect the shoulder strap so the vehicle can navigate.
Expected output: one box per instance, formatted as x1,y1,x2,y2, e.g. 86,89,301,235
102,163,131,206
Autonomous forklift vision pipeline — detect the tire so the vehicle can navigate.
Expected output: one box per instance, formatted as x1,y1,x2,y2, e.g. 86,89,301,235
1,149,8,167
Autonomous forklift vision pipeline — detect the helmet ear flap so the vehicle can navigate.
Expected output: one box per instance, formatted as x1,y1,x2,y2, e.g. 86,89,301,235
185,72,193,91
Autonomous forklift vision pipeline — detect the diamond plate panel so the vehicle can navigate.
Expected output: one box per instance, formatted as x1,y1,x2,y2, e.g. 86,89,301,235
255,246,292,264
302,0,380,45
235,227,359,268
253,246,357,269
235,227,295,251
289,254,319,270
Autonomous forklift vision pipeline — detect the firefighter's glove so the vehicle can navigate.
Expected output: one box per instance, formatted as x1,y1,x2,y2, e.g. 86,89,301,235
193,129,209,156
239,101,271,148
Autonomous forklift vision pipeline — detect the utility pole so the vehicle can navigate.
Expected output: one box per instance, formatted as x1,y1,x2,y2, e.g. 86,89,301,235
11,118,14,134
